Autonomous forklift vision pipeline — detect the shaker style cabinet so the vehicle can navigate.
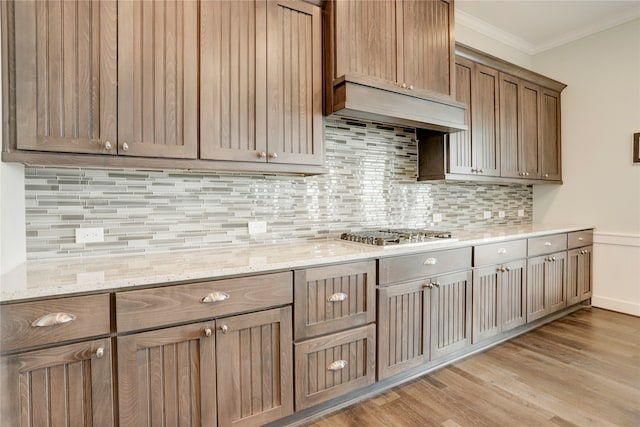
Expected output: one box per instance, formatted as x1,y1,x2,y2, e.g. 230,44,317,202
200,0,323,166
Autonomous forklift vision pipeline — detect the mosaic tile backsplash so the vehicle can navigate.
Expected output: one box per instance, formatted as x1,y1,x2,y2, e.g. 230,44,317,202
24,117,533,259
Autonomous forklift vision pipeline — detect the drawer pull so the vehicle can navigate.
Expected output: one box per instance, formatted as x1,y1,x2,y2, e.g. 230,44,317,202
497,248,507,255
328,360,348,371
201,292,230,303
544,242,552,246
423,257,437,265
328,292,348,302
578,237,584,241
31,312,77,328
95,347,105,359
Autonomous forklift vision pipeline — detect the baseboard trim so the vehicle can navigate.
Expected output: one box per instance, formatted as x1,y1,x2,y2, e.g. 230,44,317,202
592,296,640,316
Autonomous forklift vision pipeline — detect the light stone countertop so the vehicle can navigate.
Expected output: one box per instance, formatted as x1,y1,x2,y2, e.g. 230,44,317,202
0,224,593,303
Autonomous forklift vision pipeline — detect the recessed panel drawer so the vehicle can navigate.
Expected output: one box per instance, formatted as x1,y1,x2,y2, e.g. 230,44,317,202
378,247,472,285
568,230,593,249
0,294,111,353
527,234,567,257
116,272,292,332
474,239,527,266
294,261,376,340
294,324,376,410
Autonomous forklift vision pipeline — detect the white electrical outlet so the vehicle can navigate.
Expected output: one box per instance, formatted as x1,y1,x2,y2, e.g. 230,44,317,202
433,213,442,223
518,209,525,217
498,211,505,218
248,221,267,235
76,227,104,243
483,211,492,219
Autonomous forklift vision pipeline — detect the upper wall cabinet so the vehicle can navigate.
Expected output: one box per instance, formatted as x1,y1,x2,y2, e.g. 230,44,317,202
325,0,467,133
418,43,566,185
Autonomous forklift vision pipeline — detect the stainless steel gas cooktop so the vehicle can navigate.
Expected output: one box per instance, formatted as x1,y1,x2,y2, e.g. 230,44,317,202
339,228,456,247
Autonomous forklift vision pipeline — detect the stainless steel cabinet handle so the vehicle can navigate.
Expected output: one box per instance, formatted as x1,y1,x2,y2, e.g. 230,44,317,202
220,325,229,334
205,328,213,337
423,257,437,265
328,292,348,302
201,292,230,303
32,312,77,327
328,360,348,371
122,142,129,152
105,141,112,150
95,347,105,359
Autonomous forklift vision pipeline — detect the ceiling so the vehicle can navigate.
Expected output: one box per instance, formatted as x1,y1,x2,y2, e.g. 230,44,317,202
455,0,640,55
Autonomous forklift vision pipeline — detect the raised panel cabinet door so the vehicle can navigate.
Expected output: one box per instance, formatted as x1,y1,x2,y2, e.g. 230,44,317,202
13,0,117,154
118,0,198,159
430,270,472,360
546,251,567,314
448,58,473,174
294,260,376,340
472,265,501,344
200,0,267,162
401,0,454,97
499,73,521,178
527,255,548,322
377,280,430,380
0,338,114,427
216,306,293,427
332,0,398,84
519,80,541,178
266,0,323,165
539,88,562,181
499,259,527,332
472,64,500,176
117,322,217,427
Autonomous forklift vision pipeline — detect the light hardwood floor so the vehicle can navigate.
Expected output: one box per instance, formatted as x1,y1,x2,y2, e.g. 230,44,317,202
305,308,640,427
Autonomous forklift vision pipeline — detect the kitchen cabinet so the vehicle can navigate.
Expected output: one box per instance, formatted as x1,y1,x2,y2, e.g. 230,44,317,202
539,88,562,181
527,251,567,322
201,0,323,166
567,230,593,305
0,294,114,426
293,261,376,410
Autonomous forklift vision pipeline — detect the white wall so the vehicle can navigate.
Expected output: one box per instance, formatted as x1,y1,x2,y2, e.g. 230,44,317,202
456,20,533,69
532,19,640,315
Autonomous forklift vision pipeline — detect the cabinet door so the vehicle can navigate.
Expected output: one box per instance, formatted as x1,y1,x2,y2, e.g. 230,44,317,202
472,64,500,176
546,252,567,314
472,265,500,344
500,259,527,332
216,307,293,427
117,0,198,159
377,280,429,380
200,0,267,161
0,338,114,427
332,0,398,83
117,322,216,427
400,0,453,97
430,270,472,360
520,80,541,178
266,0,323,165
539,88,562,181
577,246,593,302
448,58,473,175
527,251,567,322
499,73,521,178
13,0,117,154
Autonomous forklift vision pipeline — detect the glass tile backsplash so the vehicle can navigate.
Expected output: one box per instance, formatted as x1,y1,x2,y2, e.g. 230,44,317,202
24,117,532,259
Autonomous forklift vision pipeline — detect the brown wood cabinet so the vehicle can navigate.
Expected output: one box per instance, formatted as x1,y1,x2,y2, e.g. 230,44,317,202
567,246,593,305
539,88,562,181
527,251,567,322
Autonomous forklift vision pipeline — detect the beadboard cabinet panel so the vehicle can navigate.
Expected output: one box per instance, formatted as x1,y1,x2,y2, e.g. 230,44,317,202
499,73,522,179
449,58,473,174
473,64,500,176
567,246,593,305
539,88,562,181
117,0,198,159
13,0,117,154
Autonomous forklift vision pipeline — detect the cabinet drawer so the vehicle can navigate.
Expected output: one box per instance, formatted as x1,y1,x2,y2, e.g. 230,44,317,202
0,294,110,353
378,247,472,285
294,261,376,340
474,239,526,266
116,272,292,332
568,230,593,249
294,324,376,410
528,234,567,257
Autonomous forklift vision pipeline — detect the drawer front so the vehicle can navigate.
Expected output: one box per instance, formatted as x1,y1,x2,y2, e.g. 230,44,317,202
0,294,110,353
568,230,593,249
294,324,376,410
474,239,527,266
116,272,292,332
294,261,376,340
378,247,472,285
528,234,567,257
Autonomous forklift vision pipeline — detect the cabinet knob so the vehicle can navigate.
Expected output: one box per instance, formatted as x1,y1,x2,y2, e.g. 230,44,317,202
497,267,505,273
220,325,229,334
543,173,549,178
551,257,557,262
328,292,348,302
432,282,441,288
122,142,129,152
205,328,213,337
423,257,437,265
424,282,433,289
257,152,267,159
105,141,112,150
269,152,278,159
31,312,77,328
401,82,407,89
504,266,511,272
95,347,105,359
525,172,530,176
408,84,414,90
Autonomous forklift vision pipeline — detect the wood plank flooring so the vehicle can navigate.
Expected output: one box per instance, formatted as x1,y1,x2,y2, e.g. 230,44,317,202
304,308,640,427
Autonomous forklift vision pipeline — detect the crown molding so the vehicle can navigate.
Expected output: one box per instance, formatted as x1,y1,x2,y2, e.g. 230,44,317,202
455,10,537,55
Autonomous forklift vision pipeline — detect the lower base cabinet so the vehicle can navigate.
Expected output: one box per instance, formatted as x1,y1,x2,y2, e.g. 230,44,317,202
294,324,376,410
527,251,567,322
567,245,593,305
0,338,114,427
